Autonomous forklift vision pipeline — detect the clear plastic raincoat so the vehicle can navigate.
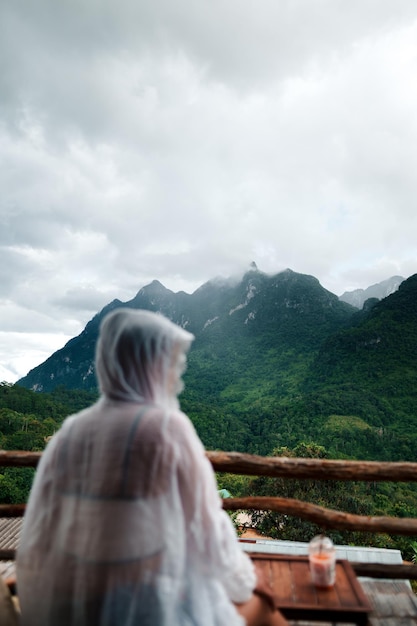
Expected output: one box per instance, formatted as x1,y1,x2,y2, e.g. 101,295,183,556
17,308,256,625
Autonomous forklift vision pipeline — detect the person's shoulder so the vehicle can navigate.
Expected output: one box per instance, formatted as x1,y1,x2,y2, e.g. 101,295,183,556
43,402,99,450
168,408,197,433
55,406,94,436
167,409,205,451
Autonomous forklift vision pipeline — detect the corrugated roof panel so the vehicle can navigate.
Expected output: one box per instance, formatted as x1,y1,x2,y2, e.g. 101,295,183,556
0,519,22,581
241,538,403,564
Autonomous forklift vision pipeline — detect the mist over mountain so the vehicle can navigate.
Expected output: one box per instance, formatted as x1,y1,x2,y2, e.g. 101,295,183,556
339,275,404,309
17,267,355,393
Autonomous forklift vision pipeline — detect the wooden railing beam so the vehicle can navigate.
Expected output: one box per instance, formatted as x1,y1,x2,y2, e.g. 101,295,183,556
3,449,417,483
351,562,417,579
0,451,41,468
223,496,417,536
0,549,16,561
208,450,417,482
0,505,26,518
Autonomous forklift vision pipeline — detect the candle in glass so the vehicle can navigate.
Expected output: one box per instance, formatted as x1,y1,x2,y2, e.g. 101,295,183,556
308,535,336,588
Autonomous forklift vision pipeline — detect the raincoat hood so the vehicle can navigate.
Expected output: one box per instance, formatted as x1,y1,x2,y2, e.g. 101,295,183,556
95,308,194,406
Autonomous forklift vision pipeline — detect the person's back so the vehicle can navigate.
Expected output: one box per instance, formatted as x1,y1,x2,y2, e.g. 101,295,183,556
17,308,287,626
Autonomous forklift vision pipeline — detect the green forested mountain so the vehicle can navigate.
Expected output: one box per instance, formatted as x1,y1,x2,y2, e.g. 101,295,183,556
15,268,417,462
302,274,417,460
18,267,356,394
16,267,355,452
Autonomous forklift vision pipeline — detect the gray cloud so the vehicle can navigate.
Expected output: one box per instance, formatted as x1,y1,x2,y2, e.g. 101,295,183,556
1,0,417,381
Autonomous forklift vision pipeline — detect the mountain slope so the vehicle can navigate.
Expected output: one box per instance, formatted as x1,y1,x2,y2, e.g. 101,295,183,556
304,273,417,456
312,273,417,387
18,268,355,399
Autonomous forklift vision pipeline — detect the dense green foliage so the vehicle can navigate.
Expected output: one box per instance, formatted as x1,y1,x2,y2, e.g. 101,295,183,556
0,383,97,503
217,442,417,562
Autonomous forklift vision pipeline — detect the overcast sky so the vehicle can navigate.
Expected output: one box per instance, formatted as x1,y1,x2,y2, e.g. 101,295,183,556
1,0,417,383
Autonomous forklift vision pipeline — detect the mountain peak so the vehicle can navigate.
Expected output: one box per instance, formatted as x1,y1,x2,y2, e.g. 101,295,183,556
340,276,404,309
135,279,171,297
145,279,168,291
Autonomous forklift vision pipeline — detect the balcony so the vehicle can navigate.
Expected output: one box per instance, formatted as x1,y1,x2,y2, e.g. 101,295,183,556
1,449,417,624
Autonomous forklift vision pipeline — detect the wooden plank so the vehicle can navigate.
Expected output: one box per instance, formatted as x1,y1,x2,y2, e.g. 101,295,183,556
333,561,360,608
290,560,317,606
270,558,294,603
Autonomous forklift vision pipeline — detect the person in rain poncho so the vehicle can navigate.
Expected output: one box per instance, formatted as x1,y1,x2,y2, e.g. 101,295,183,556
17,308,287,626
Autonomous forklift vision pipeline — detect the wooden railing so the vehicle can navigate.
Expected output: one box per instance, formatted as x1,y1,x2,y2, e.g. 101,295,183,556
207,451,417,537
2,449,417,579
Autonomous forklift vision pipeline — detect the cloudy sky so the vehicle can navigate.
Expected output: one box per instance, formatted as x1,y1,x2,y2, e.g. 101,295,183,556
1,0,417,383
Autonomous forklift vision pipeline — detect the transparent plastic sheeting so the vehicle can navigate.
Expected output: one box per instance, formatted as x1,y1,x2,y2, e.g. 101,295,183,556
17,309,256,626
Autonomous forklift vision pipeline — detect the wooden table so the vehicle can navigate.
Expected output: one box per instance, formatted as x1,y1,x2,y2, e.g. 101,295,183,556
250,553,417,625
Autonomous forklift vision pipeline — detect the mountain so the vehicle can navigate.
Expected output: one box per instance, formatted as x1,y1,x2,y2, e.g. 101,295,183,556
299,273,417,460
339,275,404,309
16,269,417,460
311,273,417,408
18,267,355,395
